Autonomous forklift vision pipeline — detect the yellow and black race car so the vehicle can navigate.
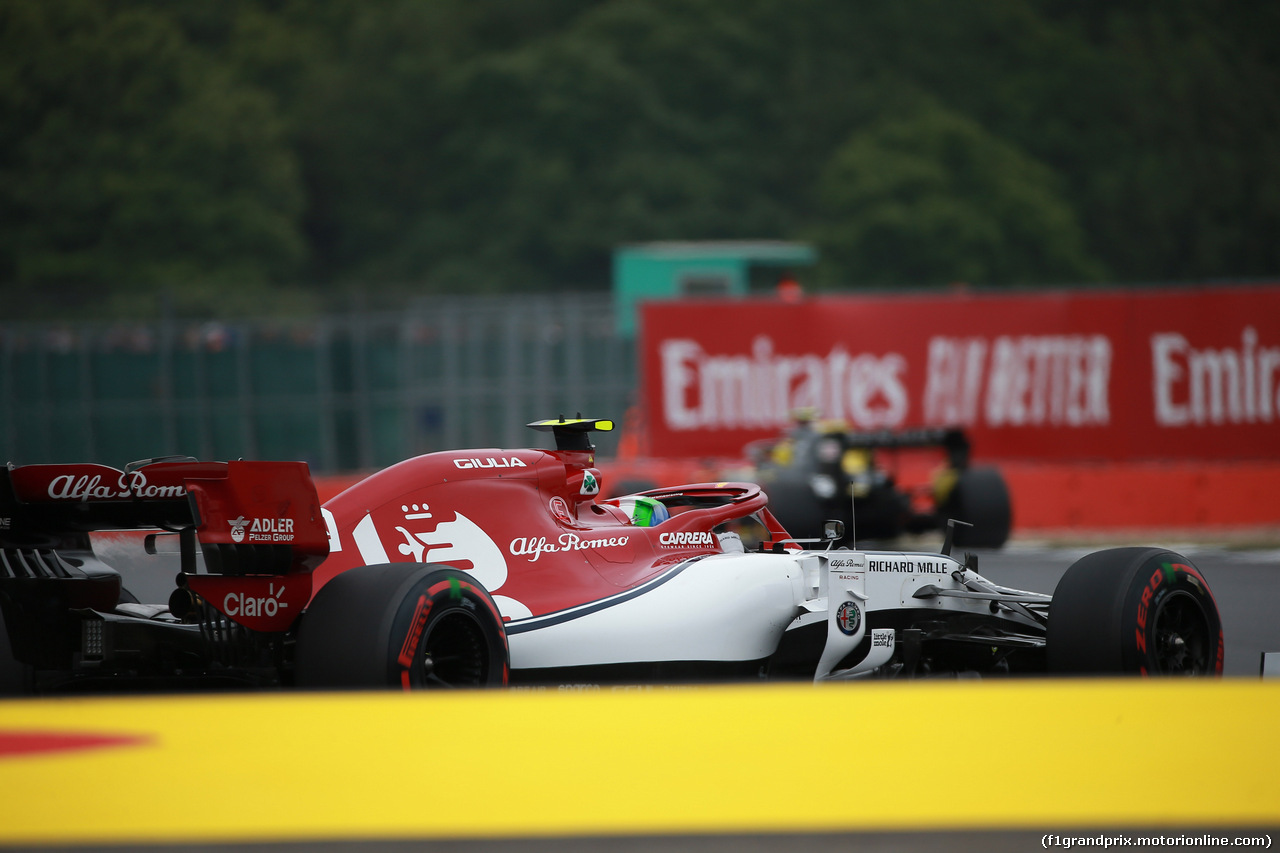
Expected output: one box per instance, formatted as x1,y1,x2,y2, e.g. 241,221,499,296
748,417,1012,548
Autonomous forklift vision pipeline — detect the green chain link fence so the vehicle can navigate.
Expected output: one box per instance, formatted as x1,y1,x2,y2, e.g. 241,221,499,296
1,295,635,473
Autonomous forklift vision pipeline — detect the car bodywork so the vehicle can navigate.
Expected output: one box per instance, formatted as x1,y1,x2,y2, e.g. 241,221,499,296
0,419,1221,694
0,459,327,691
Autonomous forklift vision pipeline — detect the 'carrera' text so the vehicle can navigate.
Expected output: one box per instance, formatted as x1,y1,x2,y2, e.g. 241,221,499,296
659,531,715,547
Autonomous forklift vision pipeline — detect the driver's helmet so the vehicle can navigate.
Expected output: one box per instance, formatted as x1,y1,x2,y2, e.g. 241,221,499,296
611,495,670,527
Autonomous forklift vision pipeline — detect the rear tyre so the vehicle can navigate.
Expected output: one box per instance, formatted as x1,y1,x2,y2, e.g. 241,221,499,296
945,467,1011,548
1047,547,1223,675
757,476,829,541
295,564,509,689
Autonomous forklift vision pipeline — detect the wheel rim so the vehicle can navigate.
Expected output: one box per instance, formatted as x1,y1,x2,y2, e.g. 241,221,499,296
417,609,490,688
1151,590,1212,675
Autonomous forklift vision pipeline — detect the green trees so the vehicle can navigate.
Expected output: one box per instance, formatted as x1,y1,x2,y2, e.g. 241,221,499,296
1062,2,1280,282
814,102,1101,287
1,0,1276,319
0,1,306,317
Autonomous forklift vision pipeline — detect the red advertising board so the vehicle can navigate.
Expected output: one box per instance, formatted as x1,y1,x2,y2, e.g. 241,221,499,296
639,284,1280,462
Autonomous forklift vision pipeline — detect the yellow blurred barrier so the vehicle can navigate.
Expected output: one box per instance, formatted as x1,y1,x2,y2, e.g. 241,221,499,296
1,679,1277,845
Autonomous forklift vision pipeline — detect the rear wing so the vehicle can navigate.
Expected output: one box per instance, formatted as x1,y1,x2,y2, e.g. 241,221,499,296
827,427,970,468
0,459,329,576
747,425,972,470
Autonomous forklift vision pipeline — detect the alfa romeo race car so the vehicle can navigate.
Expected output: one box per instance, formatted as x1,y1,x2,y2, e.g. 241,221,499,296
748,417,1012,548
0,418,1222,694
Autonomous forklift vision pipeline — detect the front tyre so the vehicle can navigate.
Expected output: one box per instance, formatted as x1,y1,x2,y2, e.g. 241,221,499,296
1047,547,1223,675
295,564,509,689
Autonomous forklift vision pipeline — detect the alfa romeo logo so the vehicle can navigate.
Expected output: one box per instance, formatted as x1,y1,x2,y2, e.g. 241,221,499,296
836,601,862,636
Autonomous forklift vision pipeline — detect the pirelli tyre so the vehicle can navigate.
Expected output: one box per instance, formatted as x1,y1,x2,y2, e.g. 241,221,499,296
945,466,1011,549
295,564,509,689
1046,547,1223,675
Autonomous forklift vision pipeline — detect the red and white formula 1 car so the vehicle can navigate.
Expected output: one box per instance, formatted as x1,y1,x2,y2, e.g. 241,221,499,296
0,418,1223,694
